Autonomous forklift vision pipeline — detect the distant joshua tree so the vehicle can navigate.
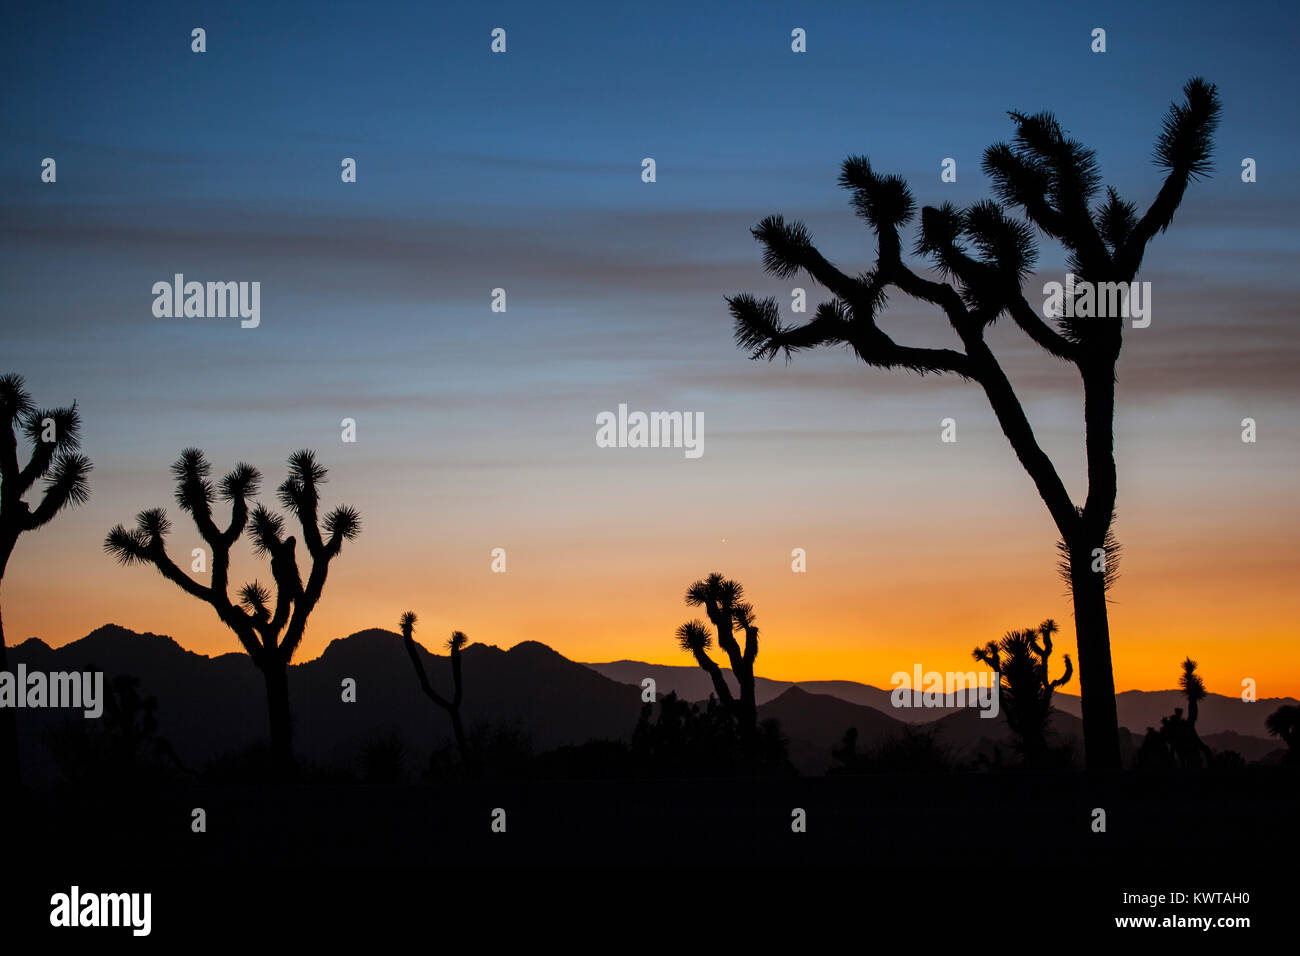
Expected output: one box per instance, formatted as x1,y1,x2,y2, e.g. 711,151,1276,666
105,449,359,779
973,619,1073,765
728,79,1221,769
676,573,759,732
1159,657,1214,769
0,374,93,788
399,611,471,771
1265,704,1300,766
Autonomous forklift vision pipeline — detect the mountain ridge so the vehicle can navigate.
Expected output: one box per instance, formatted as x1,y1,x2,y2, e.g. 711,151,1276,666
584,658,1293,739
5,625,1288,782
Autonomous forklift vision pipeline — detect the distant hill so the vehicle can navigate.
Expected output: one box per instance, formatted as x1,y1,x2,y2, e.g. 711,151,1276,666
585,659,1296,738
1050,689,1293,740
757,687,907,774
1201,731,1286,763
585,660,976,723
9,626,1287,785
921,705,1139,768
10,625,647,785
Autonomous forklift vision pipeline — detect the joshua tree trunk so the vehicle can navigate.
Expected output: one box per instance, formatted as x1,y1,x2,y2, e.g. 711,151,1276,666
1182,668,1214,767
736,662,757,733
1070,559,1121,769
0,600,18,789
449,709,469,768
978,352,1123,769
263,663,293,779
0,538,22,789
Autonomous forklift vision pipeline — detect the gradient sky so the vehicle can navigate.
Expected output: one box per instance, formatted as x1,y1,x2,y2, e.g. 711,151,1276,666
2,0,1298,695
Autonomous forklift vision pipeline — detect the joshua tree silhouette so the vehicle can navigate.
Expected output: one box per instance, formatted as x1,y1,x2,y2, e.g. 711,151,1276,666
1265,704,1300,766
728,79,1221,769
676,573,759,732
973,619,1073,765
1160,656,1214,769
104,448,359,779
399,611,471,771
0,374,93,788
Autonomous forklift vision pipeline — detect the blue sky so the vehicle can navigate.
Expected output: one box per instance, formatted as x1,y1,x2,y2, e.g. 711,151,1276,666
1,0,1298,690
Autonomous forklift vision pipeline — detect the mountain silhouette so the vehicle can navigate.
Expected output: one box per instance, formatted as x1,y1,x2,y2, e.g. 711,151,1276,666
8,626,1287,785
756,686,907,774
587,659,976,720
10,625,646,785
587,659,1293,739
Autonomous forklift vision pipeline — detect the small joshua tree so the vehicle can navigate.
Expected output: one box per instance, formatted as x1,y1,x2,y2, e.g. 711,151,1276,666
0,374,93,788
676,573,759,733
1160,657,1214,769
973,619,1073,765
399,611,470,771
105,448,359,779
1178,657,1207,724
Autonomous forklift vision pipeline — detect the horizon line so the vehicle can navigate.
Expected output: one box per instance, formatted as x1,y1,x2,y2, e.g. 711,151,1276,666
17,621,1295,702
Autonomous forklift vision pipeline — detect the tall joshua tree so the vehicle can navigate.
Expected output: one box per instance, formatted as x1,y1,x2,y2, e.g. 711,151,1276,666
398,611,471,770
0,374,93,787
105,448,359,778
728,79,1220,769
974,619,1072,765
676,573,759,732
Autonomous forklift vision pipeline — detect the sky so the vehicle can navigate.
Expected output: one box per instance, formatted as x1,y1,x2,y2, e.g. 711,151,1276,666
2,0,1298,696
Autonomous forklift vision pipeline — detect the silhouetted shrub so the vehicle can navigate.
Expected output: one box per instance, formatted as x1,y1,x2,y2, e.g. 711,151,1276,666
629,692,793,777
427,720,532,780
830,725,953,774
45,673,185,790
357,726,408,783
533,739,632,779
1134,726,1176,769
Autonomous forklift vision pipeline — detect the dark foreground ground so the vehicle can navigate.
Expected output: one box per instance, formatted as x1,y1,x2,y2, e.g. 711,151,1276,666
3,769,1291,939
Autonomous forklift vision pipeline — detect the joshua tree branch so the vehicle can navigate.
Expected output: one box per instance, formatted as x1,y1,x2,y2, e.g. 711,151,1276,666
973,643,1001,673
1121,79,1221,276
968,345,1081,538
690,645,734,708
24,453,91,530
404,637,453,712
677,619,735,708
1051,655,1074,690
145,540,214,604
449,638,465,710
17,405,80,496
1007,291,1077,361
